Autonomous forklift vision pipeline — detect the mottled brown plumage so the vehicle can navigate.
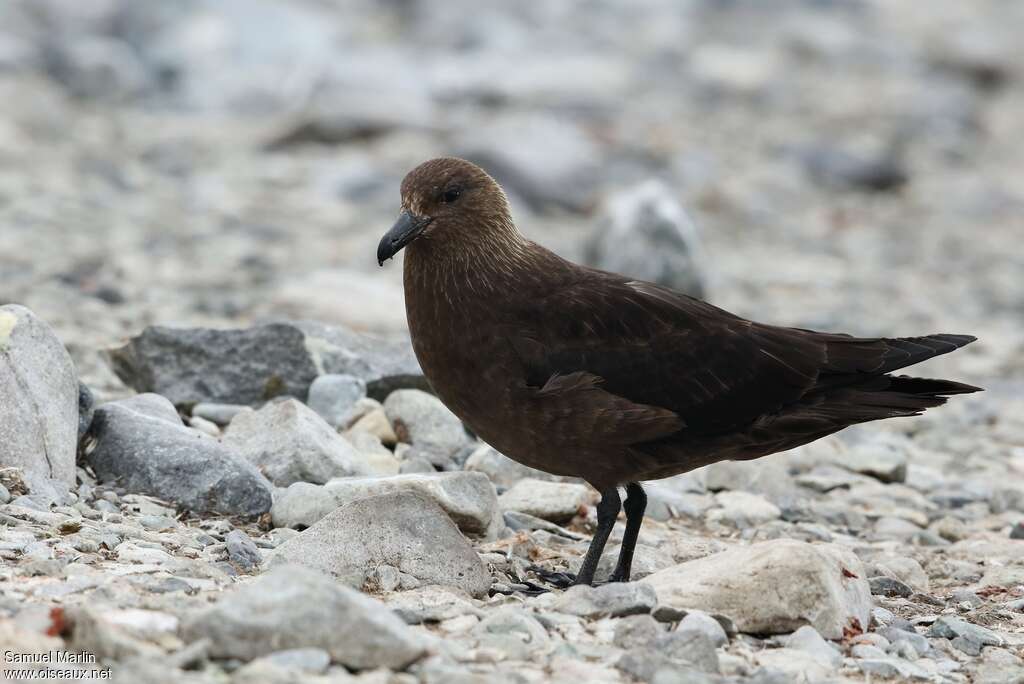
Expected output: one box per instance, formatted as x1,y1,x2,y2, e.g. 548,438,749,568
378,157,981,586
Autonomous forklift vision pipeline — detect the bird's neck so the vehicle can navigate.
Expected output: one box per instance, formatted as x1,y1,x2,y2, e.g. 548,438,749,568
403,218,533,303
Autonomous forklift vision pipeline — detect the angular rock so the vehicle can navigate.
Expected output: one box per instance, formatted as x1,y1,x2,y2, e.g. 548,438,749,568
0,305,79,489
181,564,426,670
708,491,782,528
225,530,261,571
585,180,707,298
268,491,491,597
383,389,473,466
781,625,842,669
927,616,1004,656
498,479,594,524
552,582,657,618
305,373,367,428
617,629,719,678
105,321,424,406
222,399,370,486
85,394,272,516
678,610,729,648
642,539,872,639
270,471,500,537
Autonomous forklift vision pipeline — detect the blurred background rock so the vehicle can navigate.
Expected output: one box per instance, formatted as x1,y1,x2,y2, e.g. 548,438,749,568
0,0,1020,399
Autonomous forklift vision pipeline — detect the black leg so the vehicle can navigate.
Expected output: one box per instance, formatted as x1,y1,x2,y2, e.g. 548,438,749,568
609,482,646,583
573,486,622,586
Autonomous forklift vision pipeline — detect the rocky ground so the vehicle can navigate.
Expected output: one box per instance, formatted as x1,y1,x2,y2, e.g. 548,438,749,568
2,1,1023,682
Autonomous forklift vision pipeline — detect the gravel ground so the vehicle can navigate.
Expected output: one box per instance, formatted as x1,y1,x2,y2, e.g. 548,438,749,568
1,1,1023,683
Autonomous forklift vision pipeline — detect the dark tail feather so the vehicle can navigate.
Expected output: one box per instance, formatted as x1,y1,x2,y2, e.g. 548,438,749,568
821,332,977,375
876,334,977,373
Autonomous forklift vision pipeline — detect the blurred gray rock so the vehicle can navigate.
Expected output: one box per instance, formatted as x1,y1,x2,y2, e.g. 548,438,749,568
677,610,729,648
225,529,261,572
223,398,369,486
269,491,491,597
553,582,658,618
143,0,334,114
105,321,424,407
781,625,842,669
459,116,601,212
927,616,1004,656
43,36,150,101
463,444,558,489
643,539,872,639
383,389,472,468
270,471,501,538
617,628,720,680
801,143,908,193
585,180,707,298
0,305,78,490
305,373,365,428
181,564,426,670
85,393,272,516
498,479,593,524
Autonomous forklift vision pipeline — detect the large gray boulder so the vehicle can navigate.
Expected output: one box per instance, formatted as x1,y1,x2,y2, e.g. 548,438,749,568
181,564,426,670
642,539,872,639
222,399,371,486
269,491,491,598
104,321,424,407
85,394,272,516
0,305,78,490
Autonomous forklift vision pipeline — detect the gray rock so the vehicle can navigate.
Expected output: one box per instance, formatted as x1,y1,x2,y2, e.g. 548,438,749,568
708,491,781,528
270,471,500,538
181,564,426,670
463,444,558,489
0,483,9,505
0,305,79,490
105,321,424,407
258,648,331,674
926,615,1004,655
222,399,369,486
77,383,95,442
614,614,664,649
617,629,720,679
643,539,872,639
855,656,931,680
781,625,842,669
472,607,550,659
677,610,728,648
225,530,261,571
801,143,908,193
191,403,247,426
498,479,594,524
383,389,472,467
306,374,366,428
585,180,707,298
268,491,491,597
840,433,911,483
869,576,913,598
458,115,601,212
386,586,481,624
85,393,272,516
552,582,657,618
